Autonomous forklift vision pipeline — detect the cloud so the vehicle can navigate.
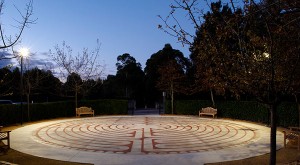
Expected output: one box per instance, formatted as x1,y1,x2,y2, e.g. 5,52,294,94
0,59,14,69
0,51,15,69
0,50,57,72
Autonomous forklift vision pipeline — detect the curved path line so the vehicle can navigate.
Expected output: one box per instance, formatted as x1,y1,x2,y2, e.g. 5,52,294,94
11,116,284,165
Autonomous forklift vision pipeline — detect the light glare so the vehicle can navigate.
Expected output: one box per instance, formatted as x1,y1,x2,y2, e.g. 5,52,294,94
19,47,30,57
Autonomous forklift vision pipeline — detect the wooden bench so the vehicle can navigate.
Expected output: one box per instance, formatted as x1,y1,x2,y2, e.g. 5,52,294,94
199,107,217,118
76,106,94,117
0,126,11,153
283,127,300,150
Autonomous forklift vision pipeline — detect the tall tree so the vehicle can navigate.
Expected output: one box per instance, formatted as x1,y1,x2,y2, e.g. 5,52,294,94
50,41,103,108
189,2,236,105
23,68,62,120
0,66,13,97
159,0,300,164
144,44,189,108
116,53,145,107
101,75,122,99
156,60,186,114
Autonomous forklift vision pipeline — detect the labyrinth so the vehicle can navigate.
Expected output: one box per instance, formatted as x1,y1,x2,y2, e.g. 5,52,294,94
32,116,259,155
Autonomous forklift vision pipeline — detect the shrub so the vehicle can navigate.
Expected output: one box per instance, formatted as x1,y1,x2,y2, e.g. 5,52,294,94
165,100,298,127
79,99,128,115
0,99,128,126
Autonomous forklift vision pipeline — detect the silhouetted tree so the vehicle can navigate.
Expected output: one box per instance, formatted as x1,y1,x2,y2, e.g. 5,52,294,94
101,75,122,99
63,72,82,101
0,67,14,97
144,44,190,108
83,78,103,100
115,53,145,107
23,68,62,120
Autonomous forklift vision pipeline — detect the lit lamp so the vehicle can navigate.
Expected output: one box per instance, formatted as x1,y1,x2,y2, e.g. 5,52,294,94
19,47,29,125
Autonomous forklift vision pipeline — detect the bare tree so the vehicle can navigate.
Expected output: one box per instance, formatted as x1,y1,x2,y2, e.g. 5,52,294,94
50,40,104,109
0,0,35,59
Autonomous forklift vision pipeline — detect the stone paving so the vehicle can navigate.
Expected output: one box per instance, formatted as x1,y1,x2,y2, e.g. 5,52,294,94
11,116,284,165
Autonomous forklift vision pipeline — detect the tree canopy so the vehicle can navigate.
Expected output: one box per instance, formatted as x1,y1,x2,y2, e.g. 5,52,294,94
144,44,190,107
159,0,300,163
115,53,145,107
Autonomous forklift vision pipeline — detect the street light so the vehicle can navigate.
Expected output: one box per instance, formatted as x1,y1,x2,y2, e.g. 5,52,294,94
162,92,166,114
19,47,29,125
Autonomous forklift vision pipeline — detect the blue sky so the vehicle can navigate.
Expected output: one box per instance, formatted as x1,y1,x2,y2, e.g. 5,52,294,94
1,0,200,76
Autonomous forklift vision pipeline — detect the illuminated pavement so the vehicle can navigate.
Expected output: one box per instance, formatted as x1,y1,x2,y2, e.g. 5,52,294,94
11,116,284,165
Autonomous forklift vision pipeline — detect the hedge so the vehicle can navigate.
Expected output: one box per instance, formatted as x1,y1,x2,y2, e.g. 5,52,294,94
0,99,128,126
1,99,297,128
0,104,20,126
165,100,298,128
78,99,128,115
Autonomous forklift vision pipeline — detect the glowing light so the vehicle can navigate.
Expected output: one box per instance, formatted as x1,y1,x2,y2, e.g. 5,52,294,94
263,52,269,58
19,47,30,58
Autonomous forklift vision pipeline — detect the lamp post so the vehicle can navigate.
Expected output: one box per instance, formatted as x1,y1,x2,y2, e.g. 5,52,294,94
19,48,29,125
162,91,166,114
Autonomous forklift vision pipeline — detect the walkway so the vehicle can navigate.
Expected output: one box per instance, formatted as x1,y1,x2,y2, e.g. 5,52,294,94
130,108,161,115
11,116,284,165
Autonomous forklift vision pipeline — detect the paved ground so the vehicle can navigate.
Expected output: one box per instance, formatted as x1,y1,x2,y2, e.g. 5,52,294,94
10,115,284,165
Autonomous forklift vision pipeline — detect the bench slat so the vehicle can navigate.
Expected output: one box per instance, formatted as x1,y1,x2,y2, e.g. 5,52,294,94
76,107,94,117
199,107,217,118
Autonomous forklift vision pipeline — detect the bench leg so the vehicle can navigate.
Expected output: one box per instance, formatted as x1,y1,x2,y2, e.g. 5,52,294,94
297,135,300,150
7,132,10,149
283,131,287,148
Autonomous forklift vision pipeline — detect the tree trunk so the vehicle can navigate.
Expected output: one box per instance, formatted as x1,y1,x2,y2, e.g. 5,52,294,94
27,93,30,122
295,94,300,127
210,88,215,107
75,85,78,109
171,82,174,114
27,85,31,122
298,103,300,127
269,103,277,165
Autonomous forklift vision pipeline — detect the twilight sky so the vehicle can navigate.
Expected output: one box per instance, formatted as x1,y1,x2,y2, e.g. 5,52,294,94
1,0,202,76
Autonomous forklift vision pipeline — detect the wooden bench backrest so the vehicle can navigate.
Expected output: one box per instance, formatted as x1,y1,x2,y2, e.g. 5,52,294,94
76,107,92,113
201,107,217,114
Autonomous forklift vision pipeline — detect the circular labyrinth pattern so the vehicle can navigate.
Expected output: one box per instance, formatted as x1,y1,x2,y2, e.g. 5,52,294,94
33,116,259,155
